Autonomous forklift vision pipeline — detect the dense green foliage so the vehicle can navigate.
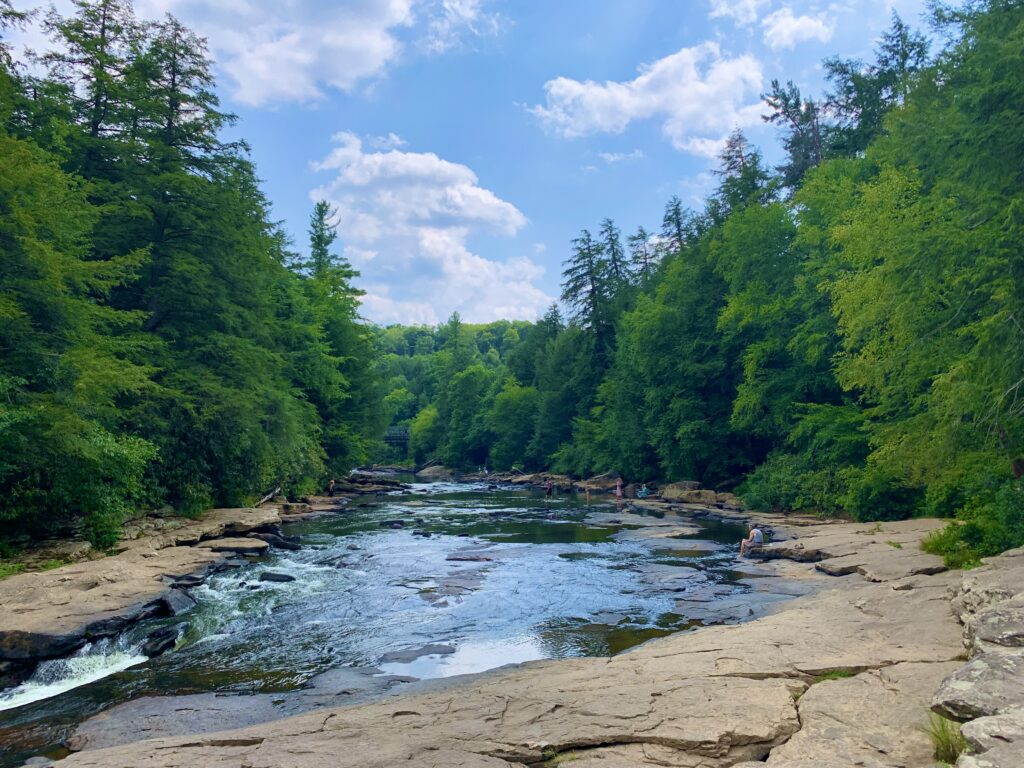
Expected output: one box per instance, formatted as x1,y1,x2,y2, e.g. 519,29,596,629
3,1,1021,567
0,1,381,547
376,3,1024,566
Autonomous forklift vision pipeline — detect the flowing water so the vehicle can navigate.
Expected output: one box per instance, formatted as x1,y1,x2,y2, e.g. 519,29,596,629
0,481,752,765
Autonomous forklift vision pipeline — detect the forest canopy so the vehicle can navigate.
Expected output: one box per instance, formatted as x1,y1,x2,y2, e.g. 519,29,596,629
1,0,1021,567
0,0,381,548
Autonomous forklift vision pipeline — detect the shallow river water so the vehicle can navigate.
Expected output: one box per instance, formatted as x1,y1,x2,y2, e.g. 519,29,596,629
0,480,752,765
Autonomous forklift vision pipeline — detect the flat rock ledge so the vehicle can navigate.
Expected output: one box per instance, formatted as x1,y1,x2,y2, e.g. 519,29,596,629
0,502,323,686
44,518,1023,768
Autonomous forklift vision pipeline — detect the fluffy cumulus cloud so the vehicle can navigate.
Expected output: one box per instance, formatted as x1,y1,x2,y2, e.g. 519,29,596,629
311,133,552,325
761,8,834,49
132,0,499,106
707,0,771,25
530,42,764,157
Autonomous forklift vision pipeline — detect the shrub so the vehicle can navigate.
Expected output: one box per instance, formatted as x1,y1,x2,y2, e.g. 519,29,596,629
841,466,924,522
738,452,849,516
923,480,1024,568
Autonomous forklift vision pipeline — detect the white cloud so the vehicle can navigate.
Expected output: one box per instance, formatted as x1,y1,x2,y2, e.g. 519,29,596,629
11,0,498,107
530,42,763,156
311,133,552,325
366,132,408,150
419,0,501,54
708,0,771,25
598,149,644,164
762,8,834,49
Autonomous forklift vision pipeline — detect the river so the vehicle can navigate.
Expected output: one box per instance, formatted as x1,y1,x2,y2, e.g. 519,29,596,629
0,480,755,765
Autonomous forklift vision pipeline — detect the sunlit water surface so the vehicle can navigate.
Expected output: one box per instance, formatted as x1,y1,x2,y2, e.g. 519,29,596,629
0,481,750,764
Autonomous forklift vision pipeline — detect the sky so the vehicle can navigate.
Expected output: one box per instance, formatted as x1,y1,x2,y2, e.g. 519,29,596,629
10,0,929,326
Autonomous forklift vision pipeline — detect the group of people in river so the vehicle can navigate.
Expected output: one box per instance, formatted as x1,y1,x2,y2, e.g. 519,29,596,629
543,475,650,501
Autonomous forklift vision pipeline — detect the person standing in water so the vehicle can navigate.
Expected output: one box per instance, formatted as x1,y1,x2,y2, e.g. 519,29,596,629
545,480,554,499
327,478,336,498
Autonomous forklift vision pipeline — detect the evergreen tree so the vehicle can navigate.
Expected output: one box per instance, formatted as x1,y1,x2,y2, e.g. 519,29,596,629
627,226,655,282
660,196,687,255
762,79,824,188
824,12,929,155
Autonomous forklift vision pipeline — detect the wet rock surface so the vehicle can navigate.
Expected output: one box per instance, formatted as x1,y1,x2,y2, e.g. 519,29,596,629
65,667,406,752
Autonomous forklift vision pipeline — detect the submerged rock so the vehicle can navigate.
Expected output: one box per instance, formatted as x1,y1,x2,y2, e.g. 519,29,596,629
379,644,455,663
259,571,296,583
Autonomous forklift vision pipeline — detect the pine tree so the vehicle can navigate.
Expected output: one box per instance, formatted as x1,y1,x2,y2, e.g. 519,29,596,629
628,226,654,281
824,12,929,155
762,79,824,188
660,196,687,255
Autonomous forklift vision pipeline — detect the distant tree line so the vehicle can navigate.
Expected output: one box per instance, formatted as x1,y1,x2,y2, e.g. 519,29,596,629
375,3,1024,567
0,0,382,548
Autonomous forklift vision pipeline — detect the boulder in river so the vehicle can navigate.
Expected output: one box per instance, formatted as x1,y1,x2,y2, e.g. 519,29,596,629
259,571,296,583
252,532,301,551
141,625,183,658
196,538,269,556
159,588,196,616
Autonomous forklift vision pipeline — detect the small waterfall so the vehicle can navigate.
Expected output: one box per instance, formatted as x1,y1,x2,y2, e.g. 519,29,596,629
0,638,147,712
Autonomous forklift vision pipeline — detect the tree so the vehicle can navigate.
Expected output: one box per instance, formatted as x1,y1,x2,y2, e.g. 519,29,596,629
660,196,687,255
0,134,153,545
762,79,824,188
627,226,655,282
824,12,929,155
599,217,629,290
486,380,539,470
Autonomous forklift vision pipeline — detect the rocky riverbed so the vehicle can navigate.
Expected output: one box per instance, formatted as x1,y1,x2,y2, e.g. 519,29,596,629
3,490,1022,768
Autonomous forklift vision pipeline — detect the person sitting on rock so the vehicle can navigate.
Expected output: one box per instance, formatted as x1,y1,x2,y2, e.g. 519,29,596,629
739,524,764,557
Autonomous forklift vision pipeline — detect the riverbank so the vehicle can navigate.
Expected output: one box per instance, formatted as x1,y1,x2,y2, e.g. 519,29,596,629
8,502,1018,767
0,499,340,689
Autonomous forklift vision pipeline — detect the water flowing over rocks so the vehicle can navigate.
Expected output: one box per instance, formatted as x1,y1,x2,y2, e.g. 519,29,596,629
0,503,332,687
5,493,1023,768
34,514,1022,768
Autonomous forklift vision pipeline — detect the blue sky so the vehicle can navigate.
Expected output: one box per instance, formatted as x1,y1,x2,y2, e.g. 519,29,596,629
13,0,928,325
